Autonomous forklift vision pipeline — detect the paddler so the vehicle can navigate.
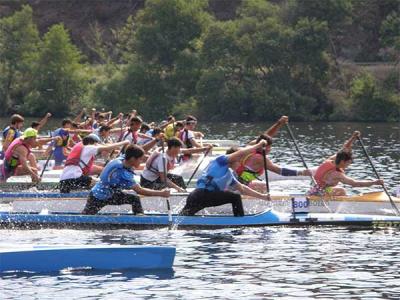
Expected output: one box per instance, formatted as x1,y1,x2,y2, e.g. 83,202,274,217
179,140,271,217
165,121,184,140
82,144,170,215
31,112,52,133
234,116,311,191
1,114,25,156
52,119,73,169
0,128,59,183
179,115,209,161
309,131,384,196
59,134,129,193
140,137,188,192
121,117,160,152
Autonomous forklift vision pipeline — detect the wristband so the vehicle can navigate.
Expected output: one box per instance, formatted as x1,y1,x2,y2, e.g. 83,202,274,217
280,167,298,177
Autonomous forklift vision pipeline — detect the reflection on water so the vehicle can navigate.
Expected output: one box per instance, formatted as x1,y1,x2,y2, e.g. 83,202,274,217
0,120,399,299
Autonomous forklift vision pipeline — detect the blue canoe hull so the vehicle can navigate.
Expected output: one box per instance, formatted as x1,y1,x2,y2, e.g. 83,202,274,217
1,210,400,229
0,245,176,273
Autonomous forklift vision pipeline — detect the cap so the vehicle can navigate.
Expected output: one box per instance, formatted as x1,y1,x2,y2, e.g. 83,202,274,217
87,133,101,143
22,128,38,139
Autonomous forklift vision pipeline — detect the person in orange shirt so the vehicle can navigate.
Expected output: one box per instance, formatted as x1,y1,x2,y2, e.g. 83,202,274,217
310,131,383,196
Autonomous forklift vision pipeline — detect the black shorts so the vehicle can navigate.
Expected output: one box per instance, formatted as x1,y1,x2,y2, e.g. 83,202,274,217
60,175,92,193
179,188,244,217
82,191,143,215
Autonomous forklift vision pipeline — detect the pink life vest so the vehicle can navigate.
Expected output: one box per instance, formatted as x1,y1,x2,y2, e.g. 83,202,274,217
4,137,31,164
235,150,264,178
314,160,343,188
64,142,94,176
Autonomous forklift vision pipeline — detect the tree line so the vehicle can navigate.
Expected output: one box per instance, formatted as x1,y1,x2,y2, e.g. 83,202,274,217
0,0,399,121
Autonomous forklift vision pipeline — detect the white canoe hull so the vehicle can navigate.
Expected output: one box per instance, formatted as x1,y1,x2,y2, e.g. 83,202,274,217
4,192,399,216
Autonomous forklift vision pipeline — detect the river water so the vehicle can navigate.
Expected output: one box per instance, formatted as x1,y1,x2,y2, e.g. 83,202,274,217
0,120,399,299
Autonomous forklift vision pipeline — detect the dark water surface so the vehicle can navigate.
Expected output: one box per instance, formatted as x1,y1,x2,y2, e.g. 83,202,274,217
0,120,399,299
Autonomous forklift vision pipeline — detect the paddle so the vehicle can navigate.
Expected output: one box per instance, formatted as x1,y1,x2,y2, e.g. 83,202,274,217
261,145,270,200
161,142,173,225
357,136,400,216
97,149,117,178
285,123,332,212
38,147,54,181
186,147,211,187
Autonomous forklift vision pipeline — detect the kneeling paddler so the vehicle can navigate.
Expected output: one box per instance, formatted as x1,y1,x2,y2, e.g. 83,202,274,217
180,140,270,217
82,145,170,215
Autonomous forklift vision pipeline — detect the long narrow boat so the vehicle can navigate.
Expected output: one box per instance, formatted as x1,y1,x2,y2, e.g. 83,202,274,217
0,245,176,272
1,191,399,215
0,209,399,229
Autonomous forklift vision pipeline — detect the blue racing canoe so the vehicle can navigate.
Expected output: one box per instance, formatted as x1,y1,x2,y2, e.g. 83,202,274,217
0,245,176,273
1,210,400,229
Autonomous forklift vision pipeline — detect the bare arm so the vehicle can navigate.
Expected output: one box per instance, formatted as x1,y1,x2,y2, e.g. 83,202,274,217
74,109,86,123
14,147,39,181
36,136,58,146
160,117,175,130
142,139,158,152
338,173,382,187
159,173,186,192
190,138,202,148
36,113,52,131
235,182,270,198
227,140,267,163
2,130,15,152
326,131,360,161
181,145,211,155
133,185,170,197
248,116,288,145
343,131,360,151
97,140,129,153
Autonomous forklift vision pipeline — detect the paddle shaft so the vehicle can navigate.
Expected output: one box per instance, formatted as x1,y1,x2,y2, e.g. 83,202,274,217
39,148,54,180
357,136,400,215
286,123,332,213
161,143,172,222
262,147,270,193
285,124,317,186
186,148,211,187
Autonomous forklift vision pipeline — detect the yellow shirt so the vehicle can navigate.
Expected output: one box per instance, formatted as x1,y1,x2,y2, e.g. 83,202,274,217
164,123,175,140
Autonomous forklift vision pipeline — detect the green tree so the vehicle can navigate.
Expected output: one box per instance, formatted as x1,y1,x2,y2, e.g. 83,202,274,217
24,24,88,116
0,5,40,114
350,73,400,121
96,0,212,119
196,0,329,121
381,11,400,61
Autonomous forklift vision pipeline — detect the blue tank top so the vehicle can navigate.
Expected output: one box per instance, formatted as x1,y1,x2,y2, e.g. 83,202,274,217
2,126,20,140
196,155,238,192
91,159,137,200
52,128,69,148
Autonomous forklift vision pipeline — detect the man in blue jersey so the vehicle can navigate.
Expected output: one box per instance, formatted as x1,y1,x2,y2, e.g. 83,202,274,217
179,140,271,217
1,114,24,156
82,144,170,215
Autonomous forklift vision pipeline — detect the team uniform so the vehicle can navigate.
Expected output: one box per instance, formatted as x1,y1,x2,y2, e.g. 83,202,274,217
0,126,21,159
52,128,70,166
59,142,97,193
140,151,186,190
180,155,244,216
179,129,195,161
0,138,31,181
82,158,143,215
308,160,343,195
